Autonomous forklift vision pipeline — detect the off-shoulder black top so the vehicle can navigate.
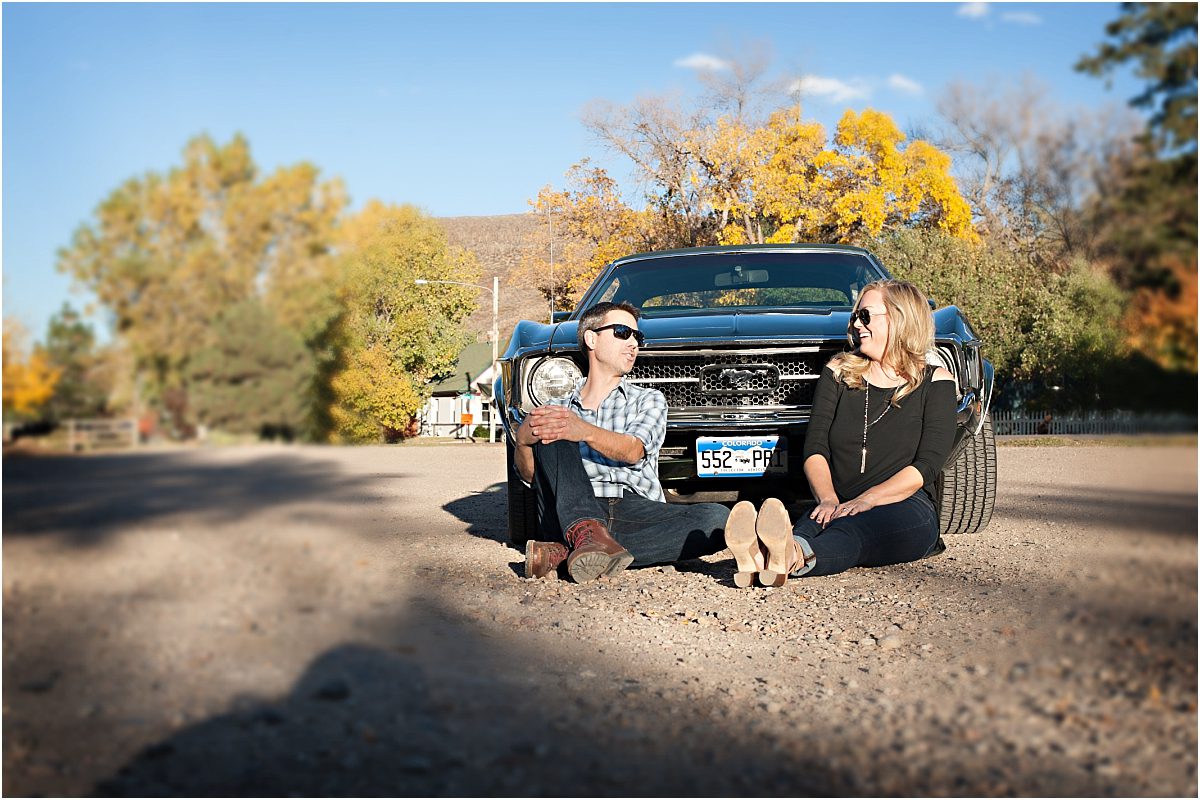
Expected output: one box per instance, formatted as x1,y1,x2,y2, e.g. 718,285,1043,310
801,364,957,502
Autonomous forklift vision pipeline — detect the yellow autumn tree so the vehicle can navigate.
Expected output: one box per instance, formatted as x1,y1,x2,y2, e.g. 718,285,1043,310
688,107,828,244
813,109,977,243
524,102,977,306
329,202,480,442
58,134,346,436
3,319,60,421
517,161,663,311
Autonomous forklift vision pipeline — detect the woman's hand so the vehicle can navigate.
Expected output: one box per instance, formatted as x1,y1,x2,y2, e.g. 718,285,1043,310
830,494,878,522
810,497,840,527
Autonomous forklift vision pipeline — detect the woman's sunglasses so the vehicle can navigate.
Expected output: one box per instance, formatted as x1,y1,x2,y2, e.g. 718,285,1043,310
850,307,887,327
593,323,646,347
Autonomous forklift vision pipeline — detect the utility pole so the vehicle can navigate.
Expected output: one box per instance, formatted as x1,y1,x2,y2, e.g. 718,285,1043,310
548,206,555,323
490,275,499,445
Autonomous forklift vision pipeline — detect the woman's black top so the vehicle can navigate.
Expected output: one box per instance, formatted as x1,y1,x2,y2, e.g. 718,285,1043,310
802,364,957,502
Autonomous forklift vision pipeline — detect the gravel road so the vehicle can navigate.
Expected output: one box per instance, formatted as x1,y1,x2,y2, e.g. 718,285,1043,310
3,440,1196,796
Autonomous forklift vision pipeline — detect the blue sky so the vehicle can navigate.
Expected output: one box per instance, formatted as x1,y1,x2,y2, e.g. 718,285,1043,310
3,2,1143,343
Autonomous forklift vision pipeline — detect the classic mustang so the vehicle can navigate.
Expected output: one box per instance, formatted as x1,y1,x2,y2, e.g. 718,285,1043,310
495,244,996,547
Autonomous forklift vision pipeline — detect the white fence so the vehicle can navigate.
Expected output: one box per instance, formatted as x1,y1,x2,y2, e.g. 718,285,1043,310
992,410,1197,436
67,418,139,451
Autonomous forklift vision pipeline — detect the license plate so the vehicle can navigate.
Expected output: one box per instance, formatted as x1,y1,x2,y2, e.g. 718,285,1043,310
695,436,788,477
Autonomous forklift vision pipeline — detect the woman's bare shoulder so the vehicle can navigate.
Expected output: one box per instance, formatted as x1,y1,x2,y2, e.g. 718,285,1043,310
931,367,955,382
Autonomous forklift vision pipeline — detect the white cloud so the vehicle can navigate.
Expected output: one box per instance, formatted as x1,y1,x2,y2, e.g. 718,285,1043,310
790,76,871,103
887,74,924,95
1001,11,1042,25
957,2,990,19
673,53,732,72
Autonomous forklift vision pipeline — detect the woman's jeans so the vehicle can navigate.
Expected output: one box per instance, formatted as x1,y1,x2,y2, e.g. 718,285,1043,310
533,440,729,566
791,491,940,577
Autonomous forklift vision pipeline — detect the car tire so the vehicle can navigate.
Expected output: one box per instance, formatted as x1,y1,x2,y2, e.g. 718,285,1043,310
506,441,538,548
936,413,997,535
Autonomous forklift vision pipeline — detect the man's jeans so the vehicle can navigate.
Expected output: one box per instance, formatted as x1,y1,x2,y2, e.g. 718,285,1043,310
790,491,940,577
532,440,728,566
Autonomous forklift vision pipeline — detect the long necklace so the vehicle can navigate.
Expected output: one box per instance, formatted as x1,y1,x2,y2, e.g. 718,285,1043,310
860,383,895,473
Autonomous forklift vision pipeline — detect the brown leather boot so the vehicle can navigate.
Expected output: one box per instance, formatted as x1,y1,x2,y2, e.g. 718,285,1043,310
563,519,634,583
524,541,569,579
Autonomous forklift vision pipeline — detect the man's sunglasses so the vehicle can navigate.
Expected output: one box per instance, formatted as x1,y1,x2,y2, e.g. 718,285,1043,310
593,323,646,347
850,307,887,327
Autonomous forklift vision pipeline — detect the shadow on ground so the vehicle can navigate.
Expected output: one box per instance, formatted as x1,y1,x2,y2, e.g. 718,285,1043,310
86,588,1141,798
88,592,848,797
6,448,1194,796
1001,485,1197,538
2,450,401,549
443,481,510,547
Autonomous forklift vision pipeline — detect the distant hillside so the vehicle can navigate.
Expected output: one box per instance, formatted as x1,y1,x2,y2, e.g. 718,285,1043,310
438,214,552,341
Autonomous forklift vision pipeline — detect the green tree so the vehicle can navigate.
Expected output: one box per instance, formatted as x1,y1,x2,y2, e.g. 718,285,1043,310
39,304,108,423
57,134,346,430
1077,2,1197,153
1077,2,1197,370
330,202,480,442
188,300,313,439
871,229,1130,410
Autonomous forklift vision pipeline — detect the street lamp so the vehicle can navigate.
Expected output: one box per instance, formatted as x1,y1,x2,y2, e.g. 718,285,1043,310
413,276,500,444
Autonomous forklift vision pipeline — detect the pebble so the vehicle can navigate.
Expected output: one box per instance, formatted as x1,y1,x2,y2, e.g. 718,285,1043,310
879,635,903,651
399,754,434,774
20,672,60,694
314,678,351,702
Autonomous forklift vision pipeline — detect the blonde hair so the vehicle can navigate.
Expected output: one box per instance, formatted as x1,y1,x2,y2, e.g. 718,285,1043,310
828,280,934,404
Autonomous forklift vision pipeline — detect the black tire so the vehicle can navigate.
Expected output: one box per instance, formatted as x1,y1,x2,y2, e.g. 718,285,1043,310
506,441,538,548
936,413,997,535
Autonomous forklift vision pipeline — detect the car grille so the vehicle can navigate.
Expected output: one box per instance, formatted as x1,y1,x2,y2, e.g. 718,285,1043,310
626,346,841,409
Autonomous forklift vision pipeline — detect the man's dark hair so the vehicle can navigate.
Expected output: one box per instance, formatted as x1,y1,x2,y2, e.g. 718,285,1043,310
577,301,641,352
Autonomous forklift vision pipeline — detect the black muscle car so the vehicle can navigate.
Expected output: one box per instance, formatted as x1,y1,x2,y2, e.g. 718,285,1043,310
495,244,996,547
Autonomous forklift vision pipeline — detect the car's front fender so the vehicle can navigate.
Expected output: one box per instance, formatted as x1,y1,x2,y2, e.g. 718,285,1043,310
497,319,581,442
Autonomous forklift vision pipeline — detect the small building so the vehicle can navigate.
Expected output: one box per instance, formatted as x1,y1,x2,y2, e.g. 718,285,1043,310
418,342,497,439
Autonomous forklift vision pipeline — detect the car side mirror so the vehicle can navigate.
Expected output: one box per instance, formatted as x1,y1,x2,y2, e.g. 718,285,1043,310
927,298,937,309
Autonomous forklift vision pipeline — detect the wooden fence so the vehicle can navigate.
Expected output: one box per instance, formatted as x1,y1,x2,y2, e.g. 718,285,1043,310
992,410,1197,436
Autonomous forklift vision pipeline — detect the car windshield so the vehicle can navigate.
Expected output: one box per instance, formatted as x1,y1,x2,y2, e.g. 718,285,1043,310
584,250,887,317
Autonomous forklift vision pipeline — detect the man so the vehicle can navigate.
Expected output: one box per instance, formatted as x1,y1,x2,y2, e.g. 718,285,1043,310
514,301,730,583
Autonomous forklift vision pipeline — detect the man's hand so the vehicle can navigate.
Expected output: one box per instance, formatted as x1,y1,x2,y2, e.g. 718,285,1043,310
516,403,645,468
520,405,592,445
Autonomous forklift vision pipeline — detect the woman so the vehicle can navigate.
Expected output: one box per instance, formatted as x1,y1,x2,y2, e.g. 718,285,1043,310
725,280,957,587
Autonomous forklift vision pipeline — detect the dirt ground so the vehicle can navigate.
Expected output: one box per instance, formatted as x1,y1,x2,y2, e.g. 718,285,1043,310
3,439,1196,797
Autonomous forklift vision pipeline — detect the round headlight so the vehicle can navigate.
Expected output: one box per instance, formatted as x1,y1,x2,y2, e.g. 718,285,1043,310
528,357,583,405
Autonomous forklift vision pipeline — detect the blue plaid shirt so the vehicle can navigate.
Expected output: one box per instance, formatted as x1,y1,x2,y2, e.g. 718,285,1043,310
549,378,668,502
